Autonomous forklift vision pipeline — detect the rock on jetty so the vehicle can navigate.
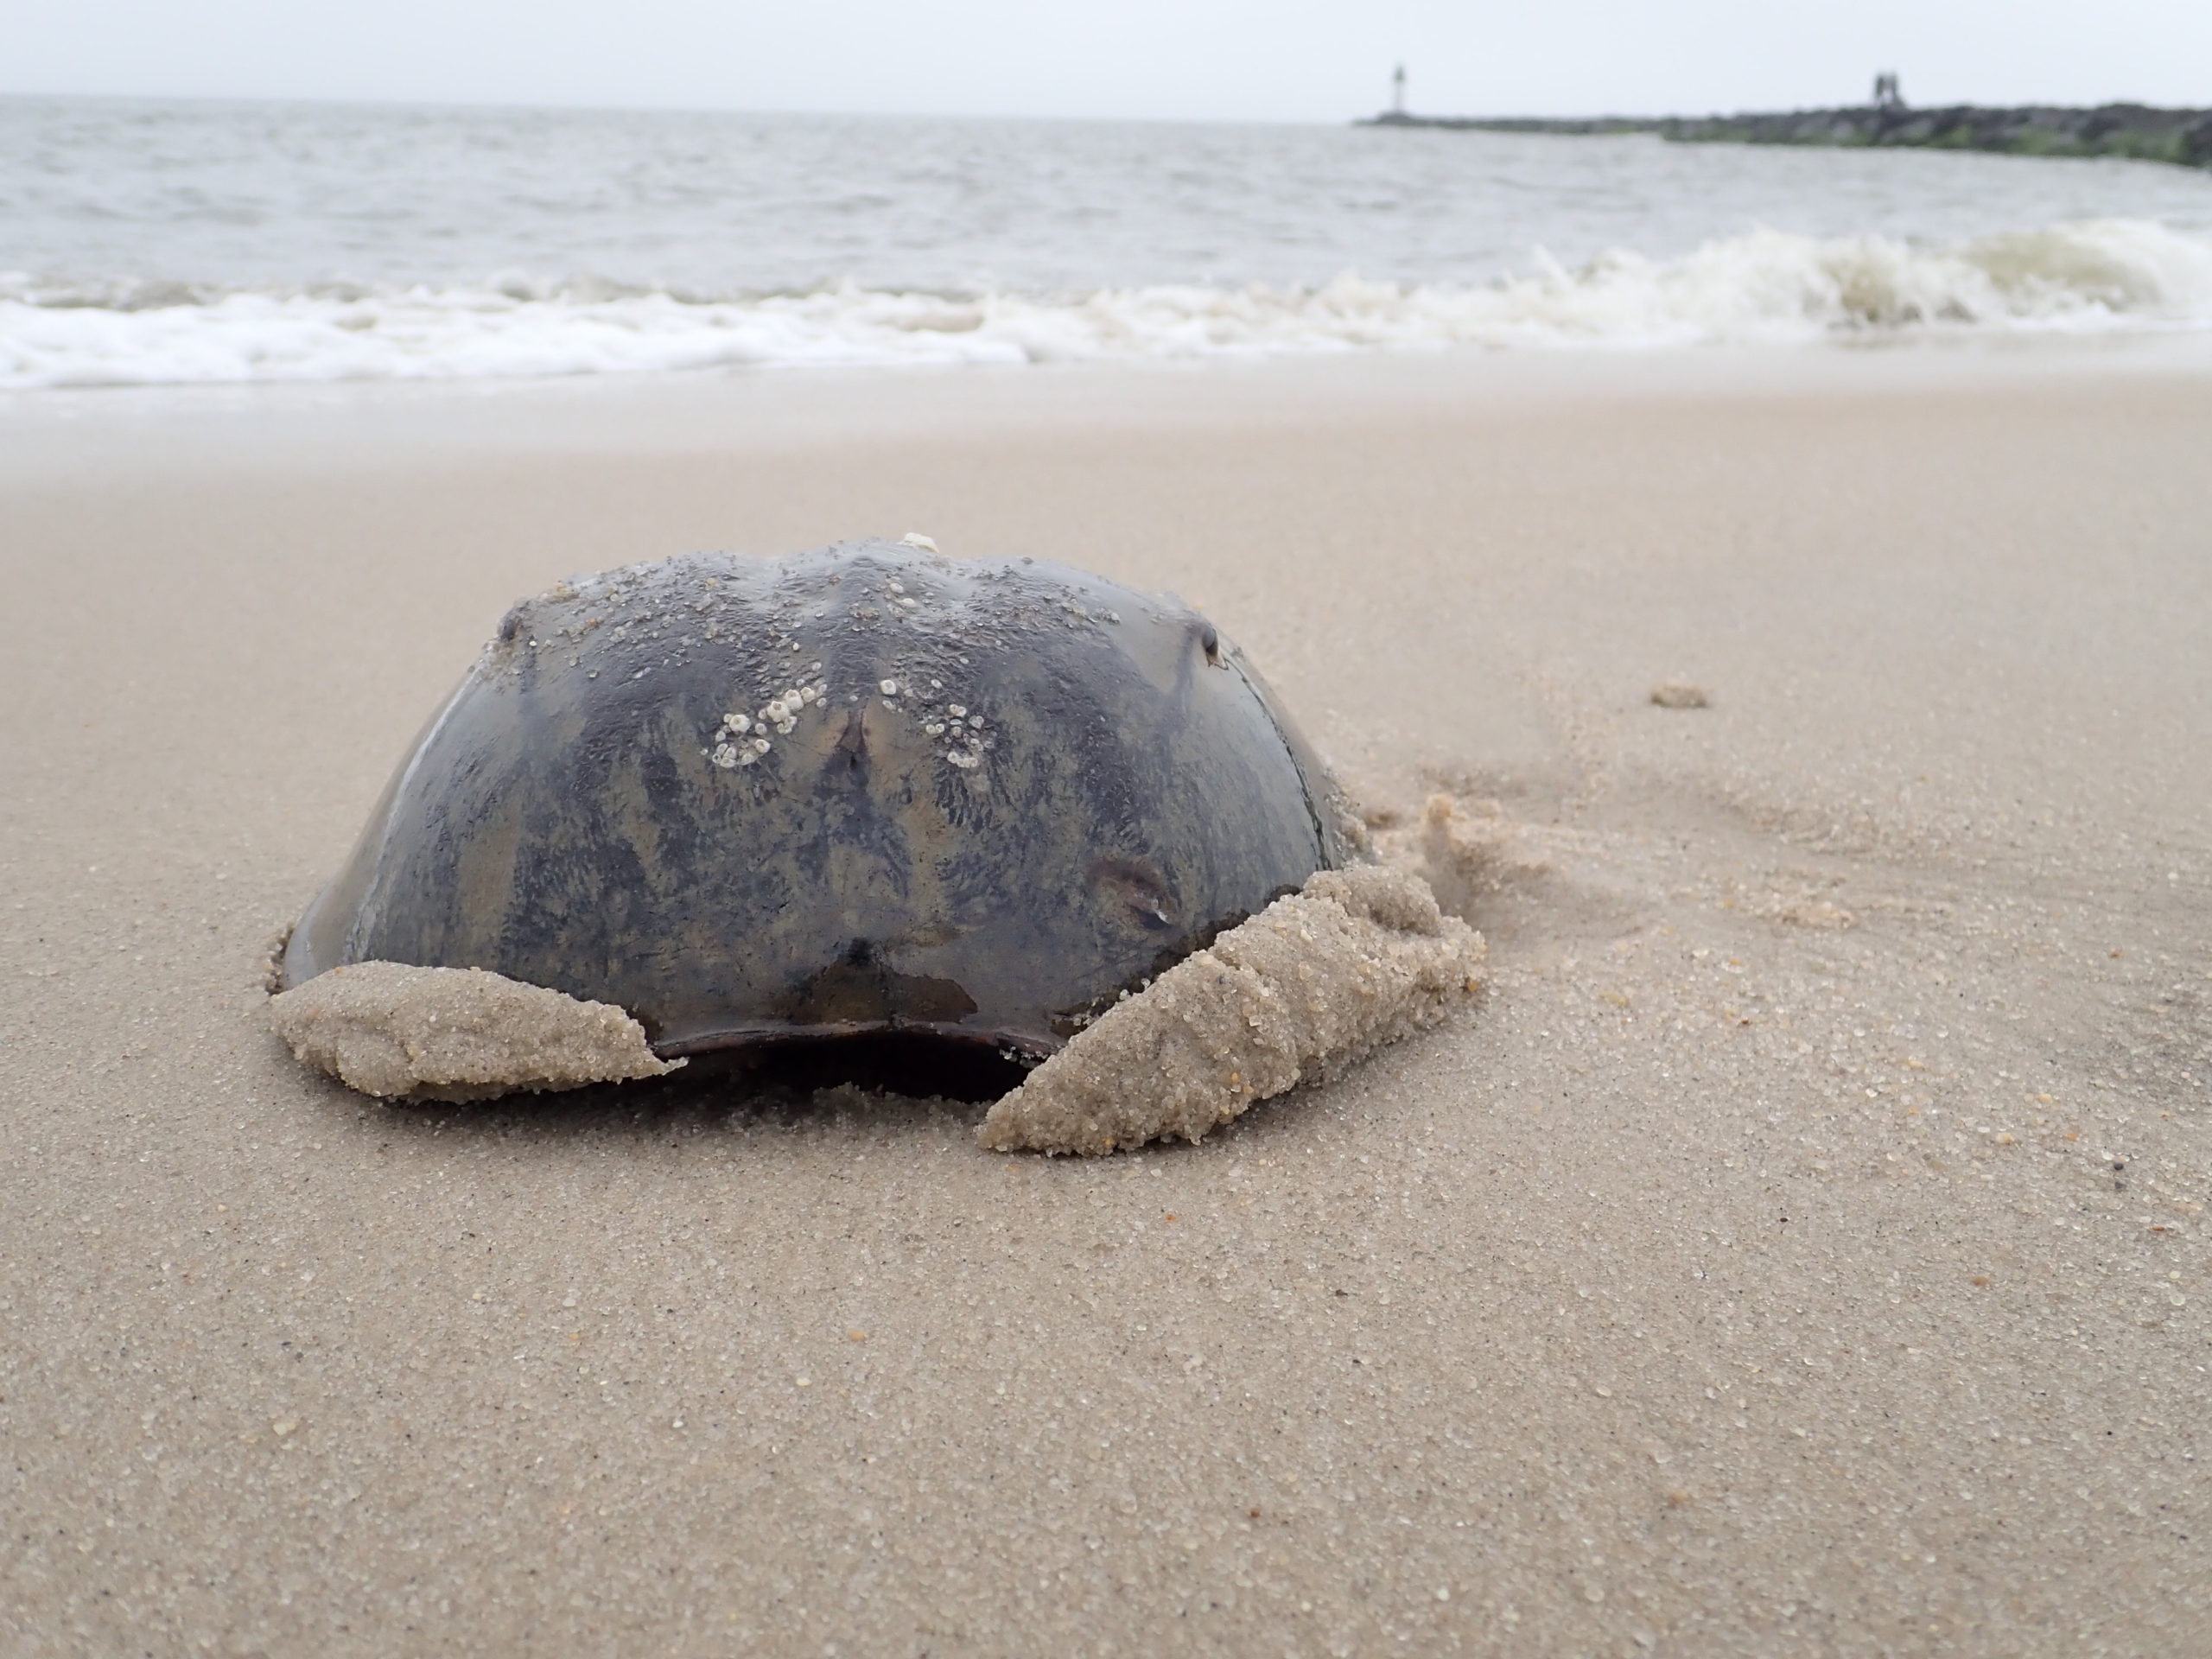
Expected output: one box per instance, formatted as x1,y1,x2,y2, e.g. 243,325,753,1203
1361,104,2212,170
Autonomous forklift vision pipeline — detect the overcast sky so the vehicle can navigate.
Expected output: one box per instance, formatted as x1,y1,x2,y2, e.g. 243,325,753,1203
10,0,2209,122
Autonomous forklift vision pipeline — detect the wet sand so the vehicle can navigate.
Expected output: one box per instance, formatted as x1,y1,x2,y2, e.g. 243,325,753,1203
3,346,2208,1656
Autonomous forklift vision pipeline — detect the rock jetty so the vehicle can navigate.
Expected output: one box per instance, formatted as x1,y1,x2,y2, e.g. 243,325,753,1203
1361,104,2212,170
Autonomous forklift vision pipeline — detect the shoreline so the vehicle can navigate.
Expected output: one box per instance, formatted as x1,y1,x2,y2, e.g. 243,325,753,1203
10,327,2212,487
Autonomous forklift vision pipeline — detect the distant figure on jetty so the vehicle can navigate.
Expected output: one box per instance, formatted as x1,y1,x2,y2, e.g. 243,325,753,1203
1872,72,1907,111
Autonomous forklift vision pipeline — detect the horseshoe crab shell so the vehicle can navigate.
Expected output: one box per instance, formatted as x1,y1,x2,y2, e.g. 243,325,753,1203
276,539,1355,1072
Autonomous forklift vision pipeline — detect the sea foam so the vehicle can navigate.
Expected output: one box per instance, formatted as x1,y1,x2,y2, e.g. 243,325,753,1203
5,219,2209,391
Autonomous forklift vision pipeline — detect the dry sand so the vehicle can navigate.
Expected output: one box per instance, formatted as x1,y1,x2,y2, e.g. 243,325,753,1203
3,346,2209,1656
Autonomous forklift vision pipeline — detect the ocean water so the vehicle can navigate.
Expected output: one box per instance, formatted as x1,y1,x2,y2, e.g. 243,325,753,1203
6,94,2212,390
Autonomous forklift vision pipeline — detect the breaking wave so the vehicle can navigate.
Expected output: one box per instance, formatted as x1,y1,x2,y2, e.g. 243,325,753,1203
5,219,2209,391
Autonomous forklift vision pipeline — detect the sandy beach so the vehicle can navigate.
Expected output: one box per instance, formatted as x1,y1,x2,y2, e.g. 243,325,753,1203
3,343,2207,1656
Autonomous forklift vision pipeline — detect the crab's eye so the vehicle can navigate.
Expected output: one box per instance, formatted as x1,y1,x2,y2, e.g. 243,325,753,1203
1199,624,1220,664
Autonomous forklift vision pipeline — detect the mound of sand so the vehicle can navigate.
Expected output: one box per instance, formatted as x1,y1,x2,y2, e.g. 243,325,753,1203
978,864,1484,1155
268,962,681,1102
1392,791,1551,920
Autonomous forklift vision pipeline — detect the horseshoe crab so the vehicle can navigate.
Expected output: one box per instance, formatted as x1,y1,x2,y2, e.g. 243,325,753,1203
273,538,1361,1098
